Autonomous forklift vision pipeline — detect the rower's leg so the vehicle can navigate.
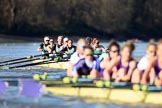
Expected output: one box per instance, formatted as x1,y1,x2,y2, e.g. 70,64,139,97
100,58,110,69
67,64,73,76
156,70,162,86
155,77,162,86
115,68,126,82
127,61,137,81
103,69,111,81
159,70,162,81
90,70,99,79
72,72,79,78
131,69,142,84
149,68,155,85
112,67,117,80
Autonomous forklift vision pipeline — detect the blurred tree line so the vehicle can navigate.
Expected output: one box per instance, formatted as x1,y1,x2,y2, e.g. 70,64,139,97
0,0,161,40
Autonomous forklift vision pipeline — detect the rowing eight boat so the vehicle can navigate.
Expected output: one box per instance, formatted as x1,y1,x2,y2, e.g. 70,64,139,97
44,85,162,105
36,77,162,105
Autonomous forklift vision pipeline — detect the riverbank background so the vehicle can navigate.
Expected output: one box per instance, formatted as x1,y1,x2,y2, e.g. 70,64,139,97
0,0,162,42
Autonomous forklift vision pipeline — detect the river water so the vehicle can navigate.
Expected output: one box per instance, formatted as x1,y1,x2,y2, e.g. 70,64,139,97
0,42,161,108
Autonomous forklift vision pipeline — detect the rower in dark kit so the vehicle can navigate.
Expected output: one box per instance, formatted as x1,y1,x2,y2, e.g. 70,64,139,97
37,36,50,57
63,39,76,59
55,36,64,54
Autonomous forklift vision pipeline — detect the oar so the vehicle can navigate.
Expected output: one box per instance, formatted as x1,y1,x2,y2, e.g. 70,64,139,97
0,80,43,97
0,53,50,64
7,58,52,69
0,57,43,66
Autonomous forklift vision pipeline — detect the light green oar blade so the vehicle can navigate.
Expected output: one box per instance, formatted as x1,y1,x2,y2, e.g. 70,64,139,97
0,66,9,70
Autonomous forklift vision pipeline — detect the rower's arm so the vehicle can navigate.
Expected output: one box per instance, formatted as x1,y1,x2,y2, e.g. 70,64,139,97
141,58,155,84
106,57,119,71
37,43,43,52
126,60,137,80
37,46,42,52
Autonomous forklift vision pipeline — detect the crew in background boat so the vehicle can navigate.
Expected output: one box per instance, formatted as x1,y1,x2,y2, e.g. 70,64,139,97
141,39,162,86
63,37,69,48
100,40,120,77
66,39,76,54
71,47,100,78
55,35,64,54
85,36,92,47
98,40,117,62
61,37,70,59
62,39,76,59
67,38,87,76
47,38,56,57
92,38,105,57
37,36,50,57
131,40,157,84
103,40,136,82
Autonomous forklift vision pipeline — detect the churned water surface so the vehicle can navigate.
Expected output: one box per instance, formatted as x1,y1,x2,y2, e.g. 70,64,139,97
0,42,160,108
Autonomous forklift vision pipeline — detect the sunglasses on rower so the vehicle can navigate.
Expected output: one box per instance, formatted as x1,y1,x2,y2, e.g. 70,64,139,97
110,49,119,53
80,45,86,49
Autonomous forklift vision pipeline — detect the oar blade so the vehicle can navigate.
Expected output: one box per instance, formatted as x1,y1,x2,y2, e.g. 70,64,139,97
18,79,44,97
0,66,9,70
0,81,8,94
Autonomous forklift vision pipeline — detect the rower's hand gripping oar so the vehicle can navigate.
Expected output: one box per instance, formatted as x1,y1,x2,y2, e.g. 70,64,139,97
0,53,51,64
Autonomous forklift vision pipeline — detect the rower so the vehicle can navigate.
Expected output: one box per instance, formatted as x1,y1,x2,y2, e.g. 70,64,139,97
63,39,76,59
67,38,87,76
92,38,105,57
71,47,100,78
113,40,136,82
61,37,69,59
103,40,137,82
141,39,162,86
37,36,50,57
100,40,120,78
85,36,92,47
131,40,157,84
47,38,56,57
55,35,64,54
